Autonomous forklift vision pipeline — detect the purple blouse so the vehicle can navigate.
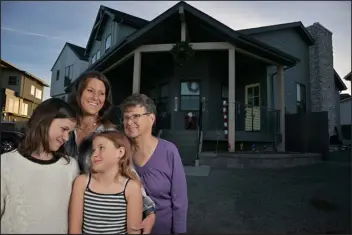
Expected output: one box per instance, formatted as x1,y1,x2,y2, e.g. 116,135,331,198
134,138,188,234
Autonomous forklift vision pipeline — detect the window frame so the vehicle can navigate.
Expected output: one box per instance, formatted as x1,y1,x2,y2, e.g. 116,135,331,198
105,34,112,52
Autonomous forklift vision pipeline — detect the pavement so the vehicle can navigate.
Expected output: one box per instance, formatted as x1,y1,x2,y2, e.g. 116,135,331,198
185,161,351,234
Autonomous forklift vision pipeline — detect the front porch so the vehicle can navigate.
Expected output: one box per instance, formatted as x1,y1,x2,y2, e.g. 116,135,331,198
91,2,297,154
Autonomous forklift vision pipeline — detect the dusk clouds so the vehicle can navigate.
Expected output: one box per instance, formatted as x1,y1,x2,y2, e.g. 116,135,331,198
1,1,350,100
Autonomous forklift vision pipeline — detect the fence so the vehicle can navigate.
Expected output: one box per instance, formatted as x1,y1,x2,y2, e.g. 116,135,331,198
285,111,329,155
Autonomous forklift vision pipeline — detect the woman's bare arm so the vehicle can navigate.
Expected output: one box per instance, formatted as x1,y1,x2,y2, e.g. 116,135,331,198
68,174,86,234
126,180,143,234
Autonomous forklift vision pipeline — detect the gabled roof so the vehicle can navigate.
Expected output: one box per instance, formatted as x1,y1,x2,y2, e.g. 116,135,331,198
67,43,88,61
238,21,315,46
66,1,299,92
84,5,149,56
334,69,348,91
50,42,88,71
1,59,49,87
340,93,351,100
344,71,351,81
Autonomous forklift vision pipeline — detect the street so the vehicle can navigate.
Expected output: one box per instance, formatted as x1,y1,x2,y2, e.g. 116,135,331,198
186,162,351,234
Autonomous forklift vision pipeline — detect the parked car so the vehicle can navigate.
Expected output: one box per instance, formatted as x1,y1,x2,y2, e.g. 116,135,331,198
1,130,24,154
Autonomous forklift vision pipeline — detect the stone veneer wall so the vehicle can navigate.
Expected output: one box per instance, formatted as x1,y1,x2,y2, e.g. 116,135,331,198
306,22,337,136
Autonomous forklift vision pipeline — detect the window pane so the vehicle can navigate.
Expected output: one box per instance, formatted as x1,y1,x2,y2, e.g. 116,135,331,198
247,97,254,106
181,82,200,96
247,87,253,98
30,85,35,95
180,96,200,111
254,97,260,106
97,50,101,60
254,86,260,96
105,35,111,51
70,66,73,79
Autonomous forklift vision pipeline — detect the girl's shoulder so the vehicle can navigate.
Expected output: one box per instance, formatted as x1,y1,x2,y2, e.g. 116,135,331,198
125,178,141,194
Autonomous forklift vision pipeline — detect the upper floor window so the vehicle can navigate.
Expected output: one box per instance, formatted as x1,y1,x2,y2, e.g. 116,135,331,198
8,76,18,85
30,85,35,95
65,65,73,80
180,81,200,111
105,34,112,51
20,102,28,116
92,54,97,64
92,50,101,65
35,88,42,100
64,65,73,87
296,83,306,113
56,70,60,81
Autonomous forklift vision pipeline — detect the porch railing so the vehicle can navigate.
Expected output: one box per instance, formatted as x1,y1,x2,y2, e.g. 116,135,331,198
228,101,280,134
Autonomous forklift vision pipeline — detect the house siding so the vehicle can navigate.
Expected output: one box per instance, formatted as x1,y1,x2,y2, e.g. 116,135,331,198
340,99,351,125
22,76,44,104
245,28,311,114
0,70,23,95
50,44,88,98
89,17,139,65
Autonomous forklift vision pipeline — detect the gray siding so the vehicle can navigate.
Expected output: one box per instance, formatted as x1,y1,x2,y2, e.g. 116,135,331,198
246,28,311,114
89,18,139,64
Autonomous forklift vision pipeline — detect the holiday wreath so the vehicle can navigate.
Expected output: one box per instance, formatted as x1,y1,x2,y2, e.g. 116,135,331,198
170,41,195,66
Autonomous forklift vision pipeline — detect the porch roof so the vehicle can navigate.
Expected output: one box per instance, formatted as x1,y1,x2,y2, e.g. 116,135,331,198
66,1,299,92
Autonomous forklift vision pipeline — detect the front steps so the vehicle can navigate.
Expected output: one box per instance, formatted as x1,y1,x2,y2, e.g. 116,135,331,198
161,130,198,166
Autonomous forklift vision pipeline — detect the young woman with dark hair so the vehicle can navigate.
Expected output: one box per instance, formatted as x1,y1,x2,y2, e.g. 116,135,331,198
65,71,156,233
1,98,79,234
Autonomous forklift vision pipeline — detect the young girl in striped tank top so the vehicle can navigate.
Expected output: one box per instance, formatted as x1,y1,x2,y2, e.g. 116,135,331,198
68,131,143,234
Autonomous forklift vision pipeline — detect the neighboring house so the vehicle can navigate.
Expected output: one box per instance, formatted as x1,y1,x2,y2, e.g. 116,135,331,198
1,59,49,122
62,1,348,156
340,97,351,125
50,42,89,100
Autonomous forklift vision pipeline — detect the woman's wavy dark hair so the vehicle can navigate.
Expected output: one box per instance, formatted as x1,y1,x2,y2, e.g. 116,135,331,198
67,71,113,124
17,98,77,163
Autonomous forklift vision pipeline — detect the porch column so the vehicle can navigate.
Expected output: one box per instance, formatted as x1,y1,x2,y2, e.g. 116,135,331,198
277,65,285,152
228,47,236,152
132,51,141,93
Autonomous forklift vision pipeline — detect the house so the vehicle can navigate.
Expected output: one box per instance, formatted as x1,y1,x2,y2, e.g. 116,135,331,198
340,72,351,143
50,42,89,100
340,96,351,126
59,1,349,160
1,59,49,122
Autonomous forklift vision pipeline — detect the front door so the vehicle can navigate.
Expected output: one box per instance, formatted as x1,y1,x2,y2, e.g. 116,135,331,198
179,81,201,130
245,83,261,131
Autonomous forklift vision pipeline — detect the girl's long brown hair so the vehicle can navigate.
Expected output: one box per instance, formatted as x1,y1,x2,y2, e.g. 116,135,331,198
93,131,140,184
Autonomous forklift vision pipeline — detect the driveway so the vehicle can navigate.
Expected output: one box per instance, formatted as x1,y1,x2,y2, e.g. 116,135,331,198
186,162,351,234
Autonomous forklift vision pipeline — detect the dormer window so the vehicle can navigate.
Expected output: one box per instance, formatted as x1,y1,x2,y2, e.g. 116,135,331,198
105,34,111,52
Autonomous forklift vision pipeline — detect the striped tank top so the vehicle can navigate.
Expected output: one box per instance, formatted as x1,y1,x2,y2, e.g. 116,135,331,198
83,174,130,234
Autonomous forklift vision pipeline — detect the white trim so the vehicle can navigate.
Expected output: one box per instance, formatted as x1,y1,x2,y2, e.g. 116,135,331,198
101,42,279,75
